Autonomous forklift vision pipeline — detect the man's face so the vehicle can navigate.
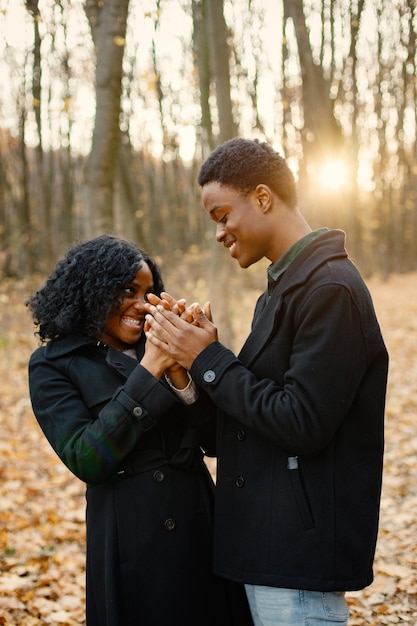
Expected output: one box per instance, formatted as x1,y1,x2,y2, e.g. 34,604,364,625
202,181,272,268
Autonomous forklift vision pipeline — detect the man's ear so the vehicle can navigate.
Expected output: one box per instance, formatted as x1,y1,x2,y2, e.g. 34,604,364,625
255,184,273,213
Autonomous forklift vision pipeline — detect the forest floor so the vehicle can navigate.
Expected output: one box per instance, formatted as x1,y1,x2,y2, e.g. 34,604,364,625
0,269,417,625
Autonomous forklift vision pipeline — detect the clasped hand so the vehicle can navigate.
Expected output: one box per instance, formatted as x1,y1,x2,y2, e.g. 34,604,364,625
144,292,217,371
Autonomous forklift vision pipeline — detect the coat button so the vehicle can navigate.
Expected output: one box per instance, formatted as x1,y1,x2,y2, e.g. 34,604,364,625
132,406,143,417
235,475,245,488
237,429,246,441
153,470,165,483
164,518,176,531
203,370,216,383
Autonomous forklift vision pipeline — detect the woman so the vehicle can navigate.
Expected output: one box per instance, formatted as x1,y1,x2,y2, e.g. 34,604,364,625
27,235,252,626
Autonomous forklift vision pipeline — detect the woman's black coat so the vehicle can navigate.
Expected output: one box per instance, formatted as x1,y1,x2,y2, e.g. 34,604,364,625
29,335,252,626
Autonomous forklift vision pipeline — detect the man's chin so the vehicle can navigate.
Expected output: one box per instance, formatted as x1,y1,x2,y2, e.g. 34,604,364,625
238,258,253,269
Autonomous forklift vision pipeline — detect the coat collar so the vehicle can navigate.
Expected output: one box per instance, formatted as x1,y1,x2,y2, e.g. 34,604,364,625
44,335,99,358
43,334,142,378
238,229,347,366
275,229,347,295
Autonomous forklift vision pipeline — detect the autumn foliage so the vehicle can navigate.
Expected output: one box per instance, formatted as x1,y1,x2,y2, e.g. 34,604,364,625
1,272,417,625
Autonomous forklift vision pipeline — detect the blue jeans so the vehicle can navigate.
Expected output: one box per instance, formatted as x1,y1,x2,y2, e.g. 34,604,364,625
245,585,349,626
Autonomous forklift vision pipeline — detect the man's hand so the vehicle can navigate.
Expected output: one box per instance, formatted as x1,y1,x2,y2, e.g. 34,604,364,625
145,301,217,370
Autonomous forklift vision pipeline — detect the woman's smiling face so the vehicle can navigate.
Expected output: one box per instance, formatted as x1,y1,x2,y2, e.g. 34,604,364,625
99,262,154,351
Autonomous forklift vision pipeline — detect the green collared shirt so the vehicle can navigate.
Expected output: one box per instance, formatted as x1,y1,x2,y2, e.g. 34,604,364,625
267,228,328,297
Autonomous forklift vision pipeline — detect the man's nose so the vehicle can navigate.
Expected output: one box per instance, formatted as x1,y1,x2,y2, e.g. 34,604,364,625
216,223,226,242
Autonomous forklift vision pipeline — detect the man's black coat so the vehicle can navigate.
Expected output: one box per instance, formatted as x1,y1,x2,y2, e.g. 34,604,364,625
191,230,388,592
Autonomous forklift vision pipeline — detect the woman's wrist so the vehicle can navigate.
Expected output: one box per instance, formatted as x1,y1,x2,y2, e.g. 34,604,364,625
139,354,166,380
165,371,198,404
165,367,190,390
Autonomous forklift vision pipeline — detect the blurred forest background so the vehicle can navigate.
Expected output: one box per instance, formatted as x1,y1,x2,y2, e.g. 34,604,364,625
1,0,416,338
1,2,417,623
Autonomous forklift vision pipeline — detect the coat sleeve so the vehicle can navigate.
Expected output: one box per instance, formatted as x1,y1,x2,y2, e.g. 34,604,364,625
190,282,386,456
28,351,179,484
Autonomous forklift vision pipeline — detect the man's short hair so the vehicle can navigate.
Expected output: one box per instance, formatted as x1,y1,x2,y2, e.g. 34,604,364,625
198,138,297,209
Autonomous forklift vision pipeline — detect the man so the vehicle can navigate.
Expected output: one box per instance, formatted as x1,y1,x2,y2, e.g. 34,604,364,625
145,138,388,626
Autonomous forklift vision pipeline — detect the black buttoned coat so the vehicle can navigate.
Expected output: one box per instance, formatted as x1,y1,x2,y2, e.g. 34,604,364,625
191,230,388,593
29,335,252,626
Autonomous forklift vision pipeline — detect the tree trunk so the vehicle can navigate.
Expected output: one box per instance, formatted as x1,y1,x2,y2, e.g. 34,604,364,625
25,0,54,270
283,0,344,163
198,0,237,348
192,0,214,154
84,0,130,234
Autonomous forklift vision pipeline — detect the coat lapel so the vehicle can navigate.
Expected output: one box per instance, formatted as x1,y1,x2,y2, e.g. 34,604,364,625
238,286,283,367
238,230,347,367
105,333,145,378
106,346,138,378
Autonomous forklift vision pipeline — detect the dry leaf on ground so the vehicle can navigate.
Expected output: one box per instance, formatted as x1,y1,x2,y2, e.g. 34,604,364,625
1,272,417,624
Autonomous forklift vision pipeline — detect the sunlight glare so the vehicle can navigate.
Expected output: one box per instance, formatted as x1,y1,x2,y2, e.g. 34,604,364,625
318,159,349,191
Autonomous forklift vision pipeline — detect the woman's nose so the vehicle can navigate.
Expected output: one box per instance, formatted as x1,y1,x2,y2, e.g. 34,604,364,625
132,295,146,308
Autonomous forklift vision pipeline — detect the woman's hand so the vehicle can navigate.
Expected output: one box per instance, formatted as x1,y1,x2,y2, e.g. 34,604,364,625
142,292,191,386
146,291,213,325
139,334,177,380
146,292,187,318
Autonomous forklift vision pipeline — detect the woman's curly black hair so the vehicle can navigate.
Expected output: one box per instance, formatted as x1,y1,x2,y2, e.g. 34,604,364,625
26,235,164,343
